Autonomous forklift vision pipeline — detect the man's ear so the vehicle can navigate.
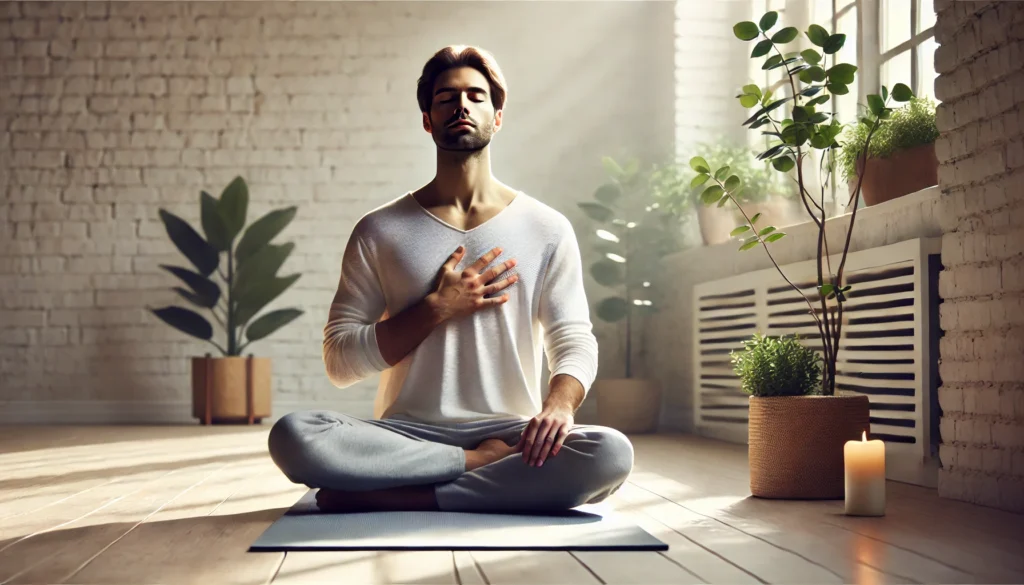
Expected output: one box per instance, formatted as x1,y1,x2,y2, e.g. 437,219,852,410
494,109,503,130
422,112,432,133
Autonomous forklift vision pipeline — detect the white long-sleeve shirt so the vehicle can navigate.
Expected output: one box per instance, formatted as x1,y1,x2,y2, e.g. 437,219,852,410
323,190,599,424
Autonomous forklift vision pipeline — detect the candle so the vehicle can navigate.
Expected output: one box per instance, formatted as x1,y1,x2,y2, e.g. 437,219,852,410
844,431,886,516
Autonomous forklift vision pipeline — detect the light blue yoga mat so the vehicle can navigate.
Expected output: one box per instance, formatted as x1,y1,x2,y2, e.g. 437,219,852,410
250,489,668,551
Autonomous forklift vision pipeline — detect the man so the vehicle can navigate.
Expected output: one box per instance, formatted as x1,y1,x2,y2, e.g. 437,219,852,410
268,45,634,514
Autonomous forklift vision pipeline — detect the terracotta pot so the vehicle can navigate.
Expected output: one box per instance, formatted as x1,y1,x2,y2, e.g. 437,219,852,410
748,395,870,499
697,196,798,246
850,142,938,206
191,355,272,424
594,379,661,433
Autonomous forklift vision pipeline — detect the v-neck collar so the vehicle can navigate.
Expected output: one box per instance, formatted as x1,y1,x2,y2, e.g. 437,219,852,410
407,191,523,234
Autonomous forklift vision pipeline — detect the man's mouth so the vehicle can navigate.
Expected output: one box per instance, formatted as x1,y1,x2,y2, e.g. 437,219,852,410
449,120,474,129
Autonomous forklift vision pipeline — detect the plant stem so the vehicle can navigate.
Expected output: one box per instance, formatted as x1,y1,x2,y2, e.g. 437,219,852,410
207,338,227,356
227,251,235,356
624,210,632,379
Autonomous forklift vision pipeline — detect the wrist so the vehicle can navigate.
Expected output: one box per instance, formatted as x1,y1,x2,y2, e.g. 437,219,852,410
422,293,448,327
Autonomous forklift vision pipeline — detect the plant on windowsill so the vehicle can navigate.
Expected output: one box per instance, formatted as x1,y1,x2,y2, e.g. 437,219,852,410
576,156,688,433
838,96,940,206
149,176,303,425
690,11,918,498
649,141,799,246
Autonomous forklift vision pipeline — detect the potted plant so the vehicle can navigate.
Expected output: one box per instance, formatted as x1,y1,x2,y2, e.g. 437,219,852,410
149,176,303,424
839,96,940,206
733,334,868,498
577,156,687,433
690,12,918,496
650,142,799,246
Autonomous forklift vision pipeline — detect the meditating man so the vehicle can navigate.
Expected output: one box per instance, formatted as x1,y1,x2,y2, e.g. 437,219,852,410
268,45,635,513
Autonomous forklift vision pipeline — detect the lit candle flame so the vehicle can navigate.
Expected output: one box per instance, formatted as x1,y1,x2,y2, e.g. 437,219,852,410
862,430,867,442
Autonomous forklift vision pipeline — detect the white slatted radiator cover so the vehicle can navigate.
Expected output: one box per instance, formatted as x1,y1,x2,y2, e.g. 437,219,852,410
693,238,942,487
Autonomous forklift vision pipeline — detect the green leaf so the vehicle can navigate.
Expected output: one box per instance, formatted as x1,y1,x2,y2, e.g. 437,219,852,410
724,175,741,191
160,264,220,308
771,27,798,43
689,156,710,173
762,55,783,70
806,24,829,47
819,284,835,297
690,174,710,189
730,225,751,237
792,106,809,122
808,112,830,124
806,66,827,82
867,94,885,116
764,232,787,243
158,209,219,277
218,176,249,243
800,85,824,97
739,239,761,251
740,94,760,108
234,274,301,325
174,287,210,309
701,185,724,205
714,165,731,180
807,94,831,107
717,194,731,208
758,226,777,237
733,21,760,41
759,11,778,31
751,39,773,58
596,297,629,322
823,33,846,54
827,63,857,84
758,144,786,160
234,242,295,299
234,206,297,265
891,82,914,102
827,82,849,95
591,260,624,286
578,202,614,222
150,306,213,341
743,98,787,125
750,212,762,224
594,183,621,205
742,84,762,98
882,85,889,101
245,308,304,342
200,191,232,252
801,49,821,65
772,155,795,172
601,156,624,178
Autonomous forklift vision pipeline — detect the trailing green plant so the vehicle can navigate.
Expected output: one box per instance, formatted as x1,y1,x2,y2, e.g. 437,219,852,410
692,11,918,395
149,176,304,357
838,96,939,182
577,156,687,378
731,333,822,397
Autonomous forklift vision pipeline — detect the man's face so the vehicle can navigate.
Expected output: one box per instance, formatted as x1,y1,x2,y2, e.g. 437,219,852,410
424,66,502,152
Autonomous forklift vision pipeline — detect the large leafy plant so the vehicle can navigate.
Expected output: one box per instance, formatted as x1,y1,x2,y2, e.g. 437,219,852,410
732,333,822,397
578,156,686,378
692,12,916,395
150,176,303,357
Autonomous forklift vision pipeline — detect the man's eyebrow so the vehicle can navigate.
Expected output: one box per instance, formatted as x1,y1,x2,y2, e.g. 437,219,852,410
434,86,489,96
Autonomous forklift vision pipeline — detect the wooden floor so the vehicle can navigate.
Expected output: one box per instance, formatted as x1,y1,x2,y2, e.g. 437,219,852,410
1,427,1022,585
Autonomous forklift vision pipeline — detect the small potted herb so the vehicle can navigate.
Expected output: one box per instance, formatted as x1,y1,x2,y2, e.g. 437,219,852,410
733,334,869,499
839,96,940,206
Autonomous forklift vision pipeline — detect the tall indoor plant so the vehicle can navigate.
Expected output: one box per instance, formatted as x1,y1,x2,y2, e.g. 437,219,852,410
691,12,916,497
149,176,303,424
577,156,686,432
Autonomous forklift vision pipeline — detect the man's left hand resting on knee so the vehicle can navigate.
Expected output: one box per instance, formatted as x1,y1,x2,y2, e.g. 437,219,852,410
267,45,634,514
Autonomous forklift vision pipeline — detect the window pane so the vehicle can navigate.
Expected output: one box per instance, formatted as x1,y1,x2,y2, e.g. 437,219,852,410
882,0,912,51
917,35,938,98
882,50,912,95
834,8,859,124
918,0,936,32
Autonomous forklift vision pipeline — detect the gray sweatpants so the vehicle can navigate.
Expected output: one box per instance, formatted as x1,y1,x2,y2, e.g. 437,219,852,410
267,410,635,513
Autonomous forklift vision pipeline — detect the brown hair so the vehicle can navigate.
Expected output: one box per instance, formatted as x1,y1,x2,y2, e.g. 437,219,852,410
416,45,508,114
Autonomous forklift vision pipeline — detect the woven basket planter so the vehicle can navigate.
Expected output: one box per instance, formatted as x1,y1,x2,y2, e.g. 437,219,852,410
748,395,870,499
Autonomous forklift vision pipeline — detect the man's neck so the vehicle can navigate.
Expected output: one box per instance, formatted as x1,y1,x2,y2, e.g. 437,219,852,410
430,147,497,209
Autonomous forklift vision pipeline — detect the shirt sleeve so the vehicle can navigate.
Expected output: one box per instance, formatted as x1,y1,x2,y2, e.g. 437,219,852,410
538,219,600,395
322,229,392,388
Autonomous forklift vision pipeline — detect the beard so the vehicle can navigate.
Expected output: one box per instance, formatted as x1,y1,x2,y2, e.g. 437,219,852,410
433,117,496,152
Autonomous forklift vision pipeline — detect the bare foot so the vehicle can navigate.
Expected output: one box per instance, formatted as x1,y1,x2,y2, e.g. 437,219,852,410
315,485,439,513
465,438,519,471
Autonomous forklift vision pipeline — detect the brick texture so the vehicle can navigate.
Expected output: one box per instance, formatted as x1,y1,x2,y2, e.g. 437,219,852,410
935,0,1024,513
0,1,675,418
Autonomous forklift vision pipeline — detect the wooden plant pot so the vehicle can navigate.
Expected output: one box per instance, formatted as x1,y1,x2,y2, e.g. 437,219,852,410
851,142,938,206
191,355,272,425
748,395,870,499
594,379,662,434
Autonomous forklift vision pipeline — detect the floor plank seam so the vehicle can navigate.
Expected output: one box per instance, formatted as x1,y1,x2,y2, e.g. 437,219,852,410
567,551,607,584
656,550,707,583
821,518,978,578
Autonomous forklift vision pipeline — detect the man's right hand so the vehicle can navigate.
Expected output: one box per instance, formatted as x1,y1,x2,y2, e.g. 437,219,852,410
427,245,518,323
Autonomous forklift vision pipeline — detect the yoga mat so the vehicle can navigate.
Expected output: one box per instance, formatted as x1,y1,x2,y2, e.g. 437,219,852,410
250,489,668,551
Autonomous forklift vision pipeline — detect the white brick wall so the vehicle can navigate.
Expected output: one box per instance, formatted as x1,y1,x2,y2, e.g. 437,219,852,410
932,0,1024,513
1,1,675,421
